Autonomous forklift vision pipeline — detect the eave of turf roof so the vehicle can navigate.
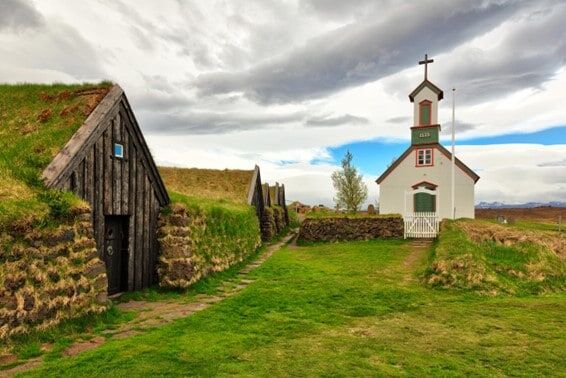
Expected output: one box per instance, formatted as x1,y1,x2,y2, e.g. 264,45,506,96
0,82,112,229
159,167,255,205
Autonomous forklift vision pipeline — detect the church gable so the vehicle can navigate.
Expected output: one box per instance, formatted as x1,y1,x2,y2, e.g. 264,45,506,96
376,144,479,185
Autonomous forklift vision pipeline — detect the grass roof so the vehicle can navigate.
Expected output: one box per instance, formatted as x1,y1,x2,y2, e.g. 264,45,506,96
159,167,254,205
0,82,112,229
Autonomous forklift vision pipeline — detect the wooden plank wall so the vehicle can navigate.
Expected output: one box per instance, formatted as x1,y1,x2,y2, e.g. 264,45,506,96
250,174,264,219
61,101,160,291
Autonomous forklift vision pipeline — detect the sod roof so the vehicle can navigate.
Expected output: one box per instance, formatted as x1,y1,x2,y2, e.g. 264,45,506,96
0,82,112,228
158,167,255,205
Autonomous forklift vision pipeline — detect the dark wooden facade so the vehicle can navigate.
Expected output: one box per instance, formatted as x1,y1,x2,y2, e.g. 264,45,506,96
261,183,272,207
246,165,265,220
279,184,290,224
42,85,169,293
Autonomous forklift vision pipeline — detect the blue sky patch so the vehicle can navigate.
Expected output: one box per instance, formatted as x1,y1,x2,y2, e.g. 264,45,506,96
328,125,566,177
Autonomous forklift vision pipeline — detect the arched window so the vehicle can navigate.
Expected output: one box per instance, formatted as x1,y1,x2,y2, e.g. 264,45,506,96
419,100,431,126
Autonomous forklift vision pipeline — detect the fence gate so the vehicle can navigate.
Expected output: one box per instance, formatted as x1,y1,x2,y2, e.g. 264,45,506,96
403,212,439,239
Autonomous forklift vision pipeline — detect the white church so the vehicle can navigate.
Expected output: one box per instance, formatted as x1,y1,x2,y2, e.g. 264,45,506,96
376,55,479,220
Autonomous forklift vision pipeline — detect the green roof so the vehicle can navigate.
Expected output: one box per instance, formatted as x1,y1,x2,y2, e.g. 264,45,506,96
0,82,112,229
159,167,254,205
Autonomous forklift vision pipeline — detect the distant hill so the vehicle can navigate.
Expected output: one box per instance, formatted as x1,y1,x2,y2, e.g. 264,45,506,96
476,201,566,209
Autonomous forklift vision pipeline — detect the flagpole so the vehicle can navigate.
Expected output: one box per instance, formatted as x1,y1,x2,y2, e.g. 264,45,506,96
451,87,456,220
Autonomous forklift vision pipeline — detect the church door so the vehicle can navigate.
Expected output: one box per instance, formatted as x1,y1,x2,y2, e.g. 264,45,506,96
414,192,436,213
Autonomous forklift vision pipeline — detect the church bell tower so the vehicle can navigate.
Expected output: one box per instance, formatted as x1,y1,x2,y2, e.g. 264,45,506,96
408,54,444,146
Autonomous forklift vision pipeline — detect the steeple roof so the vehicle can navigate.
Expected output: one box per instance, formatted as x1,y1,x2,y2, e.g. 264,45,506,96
408,79,444,102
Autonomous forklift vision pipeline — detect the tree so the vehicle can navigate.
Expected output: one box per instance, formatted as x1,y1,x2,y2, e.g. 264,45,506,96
331,151,368,213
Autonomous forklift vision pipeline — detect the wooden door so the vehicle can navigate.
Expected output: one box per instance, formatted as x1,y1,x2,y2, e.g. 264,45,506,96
104,216,129,295
414,193,436,213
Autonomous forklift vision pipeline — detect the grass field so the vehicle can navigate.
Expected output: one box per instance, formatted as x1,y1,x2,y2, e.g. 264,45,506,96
20,239,566,377
476,207,565,234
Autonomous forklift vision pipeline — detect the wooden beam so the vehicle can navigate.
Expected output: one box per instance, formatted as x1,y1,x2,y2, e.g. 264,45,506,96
42,85,124,188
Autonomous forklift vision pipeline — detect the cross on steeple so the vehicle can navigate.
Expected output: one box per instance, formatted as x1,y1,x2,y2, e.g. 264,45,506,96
419,54,434,80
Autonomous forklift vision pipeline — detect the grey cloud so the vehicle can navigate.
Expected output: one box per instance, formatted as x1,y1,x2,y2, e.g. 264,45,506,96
538,159,566,167
441,121,478,135
0,19,105,80
143,111,305,135
438,2,566,104
132,91,193,112
0,0,43,32
300,0,392,22
194,0,525,104
306,114,369,127
386,116,410,124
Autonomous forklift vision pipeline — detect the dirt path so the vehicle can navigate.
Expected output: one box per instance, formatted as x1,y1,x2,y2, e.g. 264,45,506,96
401,239,433,283
1,232,296,378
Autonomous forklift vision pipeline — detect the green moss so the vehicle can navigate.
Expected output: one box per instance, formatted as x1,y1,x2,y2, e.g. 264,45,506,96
0,82,112,230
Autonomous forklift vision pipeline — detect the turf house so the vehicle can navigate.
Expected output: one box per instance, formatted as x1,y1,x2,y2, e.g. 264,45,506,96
41,84,170,294
156,166,270,288
158,165,265,222
0,82,168,338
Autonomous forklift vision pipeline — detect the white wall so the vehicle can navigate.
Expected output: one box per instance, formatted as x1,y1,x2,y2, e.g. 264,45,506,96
412,86,439,126
378,147,475,219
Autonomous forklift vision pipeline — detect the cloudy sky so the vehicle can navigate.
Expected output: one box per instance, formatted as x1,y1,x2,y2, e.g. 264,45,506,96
1,0,565,206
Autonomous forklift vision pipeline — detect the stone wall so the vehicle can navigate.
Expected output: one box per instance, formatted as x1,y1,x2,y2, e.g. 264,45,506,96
298,216,403,243
0,206,108,339
260,207,276,241
272,206,285,234
158,202,261,289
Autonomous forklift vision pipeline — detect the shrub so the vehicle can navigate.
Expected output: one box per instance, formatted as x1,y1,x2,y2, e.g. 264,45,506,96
288,209,300,228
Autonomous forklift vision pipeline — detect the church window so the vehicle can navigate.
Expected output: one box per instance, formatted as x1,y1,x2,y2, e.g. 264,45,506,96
419,100,431,126
416,148,433,166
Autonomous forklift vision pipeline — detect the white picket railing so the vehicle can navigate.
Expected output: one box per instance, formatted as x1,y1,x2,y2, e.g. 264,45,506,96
403,212,439,239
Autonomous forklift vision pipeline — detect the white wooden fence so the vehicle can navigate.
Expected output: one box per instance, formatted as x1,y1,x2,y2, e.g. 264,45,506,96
403,212,439,239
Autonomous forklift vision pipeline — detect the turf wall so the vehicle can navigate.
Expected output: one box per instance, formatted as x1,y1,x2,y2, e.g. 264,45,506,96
157,196,261,289
0,206,108,339
298,216,403,243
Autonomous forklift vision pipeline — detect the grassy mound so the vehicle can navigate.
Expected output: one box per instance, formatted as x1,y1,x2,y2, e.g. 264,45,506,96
157,192,261,288
0,83,111,230
425,220,566,295
158,167,254,204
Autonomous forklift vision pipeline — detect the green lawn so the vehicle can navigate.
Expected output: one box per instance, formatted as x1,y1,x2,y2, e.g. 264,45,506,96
21,239,566,377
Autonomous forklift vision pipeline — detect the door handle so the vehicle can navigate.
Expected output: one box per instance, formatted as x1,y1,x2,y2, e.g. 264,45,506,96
107,245,114,256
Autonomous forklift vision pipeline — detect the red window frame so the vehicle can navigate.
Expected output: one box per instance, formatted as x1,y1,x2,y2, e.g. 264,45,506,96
419,100,431,126
415,148,434,167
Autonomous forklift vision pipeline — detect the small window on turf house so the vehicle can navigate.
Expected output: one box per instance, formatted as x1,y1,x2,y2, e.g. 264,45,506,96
114,143,124,158
416,148,433,166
